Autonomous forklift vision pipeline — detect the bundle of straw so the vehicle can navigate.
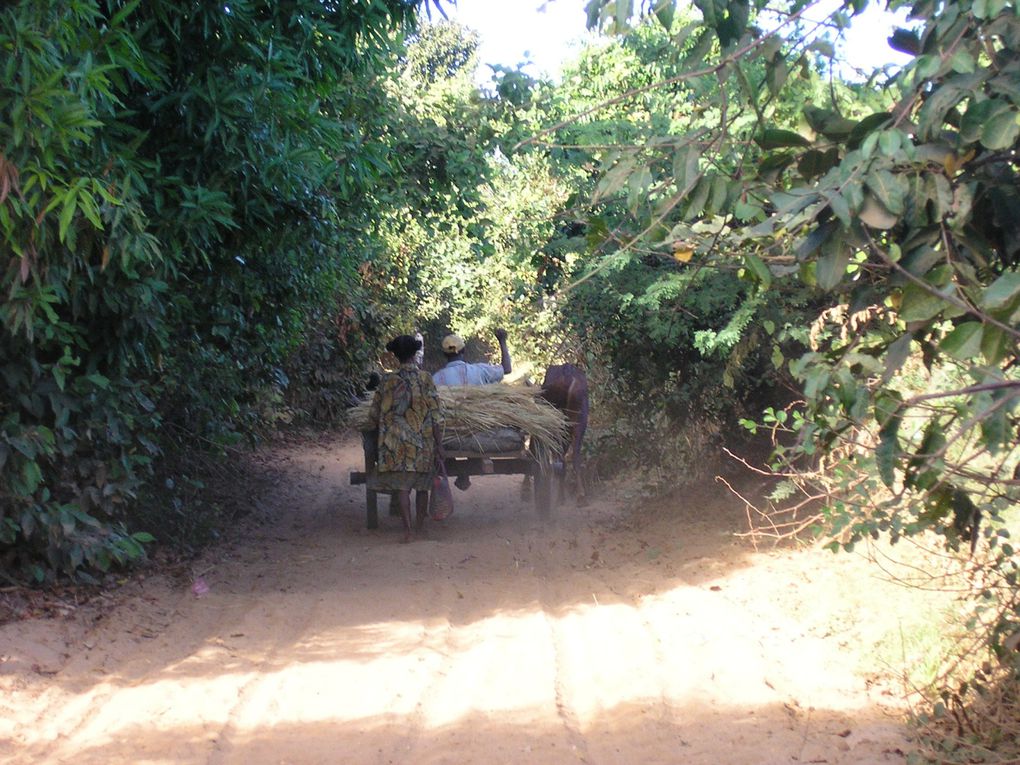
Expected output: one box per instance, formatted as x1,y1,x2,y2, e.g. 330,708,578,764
349,384,569,459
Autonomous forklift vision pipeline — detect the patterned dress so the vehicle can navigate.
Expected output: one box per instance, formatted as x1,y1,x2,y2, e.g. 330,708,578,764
366,362,443,491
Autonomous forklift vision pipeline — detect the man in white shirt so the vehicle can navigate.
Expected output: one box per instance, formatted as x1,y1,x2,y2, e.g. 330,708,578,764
432,328,511,386
432,328,512,491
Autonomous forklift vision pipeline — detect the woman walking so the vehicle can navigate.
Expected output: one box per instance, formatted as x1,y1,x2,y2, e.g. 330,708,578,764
366,335,444,542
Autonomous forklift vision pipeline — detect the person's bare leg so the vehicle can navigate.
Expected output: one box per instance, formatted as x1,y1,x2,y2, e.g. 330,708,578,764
415,491,430,532
398,490,412,543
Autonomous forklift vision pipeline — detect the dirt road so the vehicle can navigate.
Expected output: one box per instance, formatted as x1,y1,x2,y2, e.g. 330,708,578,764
0,435,919,764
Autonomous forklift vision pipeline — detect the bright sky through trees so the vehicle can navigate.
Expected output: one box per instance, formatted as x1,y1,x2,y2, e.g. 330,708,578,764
443,0,593,82
442,0,911,82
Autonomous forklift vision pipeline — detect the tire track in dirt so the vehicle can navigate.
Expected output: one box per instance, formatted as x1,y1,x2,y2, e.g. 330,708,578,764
203,567,327,763
460,509,596,764
527,513,680,765
386,508,571,764
529,532,598,765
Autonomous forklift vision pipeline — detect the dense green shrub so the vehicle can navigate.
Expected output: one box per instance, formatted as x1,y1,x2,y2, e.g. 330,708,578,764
0,0,423,580
577,0,1020,756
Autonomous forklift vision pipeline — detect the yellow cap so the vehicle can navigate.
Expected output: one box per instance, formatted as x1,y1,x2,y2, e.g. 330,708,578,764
442,334,465,353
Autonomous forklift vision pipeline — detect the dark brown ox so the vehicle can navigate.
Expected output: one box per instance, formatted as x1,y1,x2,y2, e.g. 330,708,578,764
541,364,589,505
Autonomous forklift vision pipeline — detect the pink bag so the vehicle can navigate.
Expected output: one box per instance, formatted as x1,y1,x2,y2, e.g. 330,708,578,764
430,463,454,521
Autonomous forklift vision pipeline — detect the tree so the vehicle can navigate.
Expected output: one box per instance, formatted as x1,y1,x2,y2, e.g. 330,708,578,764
493,13,808,481
0,0,434,579
568,0,1019,542
403,20,481,86
568,0,1020,753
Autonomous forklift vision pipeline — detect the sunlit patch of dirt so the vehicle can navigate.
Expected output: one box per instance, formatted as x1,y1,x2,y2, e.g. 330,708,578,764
0,431,949,764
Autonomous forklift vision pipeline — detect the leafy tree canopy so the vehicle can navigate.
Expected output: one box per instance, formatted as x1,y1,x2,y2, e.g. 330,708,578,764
0,0,434,579
562,0,1020,712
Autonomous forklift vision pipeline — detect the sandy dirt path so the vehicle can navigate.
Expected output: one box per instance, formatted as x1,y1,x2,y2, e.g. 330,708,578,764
0,434,919,764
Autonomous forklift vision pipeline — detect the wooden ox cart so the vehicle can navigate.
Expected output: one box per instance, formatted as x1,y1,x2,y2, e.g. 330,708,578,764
348,385,567,529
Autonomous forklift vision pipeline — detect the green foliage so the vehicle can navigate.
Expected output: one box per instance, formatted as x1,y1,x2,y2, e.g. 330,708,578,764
575,0,1020,546
403,20,480,86
575,0,1020,754
502,15,815,474
359,19,575,369
1,0,169,578
0,0,428,580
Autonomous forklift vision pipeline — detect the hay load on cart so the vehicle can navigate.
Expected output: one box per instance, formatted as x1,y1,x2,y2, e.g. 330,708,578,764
349,385,569,527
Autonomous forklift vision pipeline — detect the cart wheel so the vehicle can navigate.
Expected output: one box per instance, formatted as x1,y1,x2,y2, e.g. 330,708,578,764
534,467,555,519
366,488,379,529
